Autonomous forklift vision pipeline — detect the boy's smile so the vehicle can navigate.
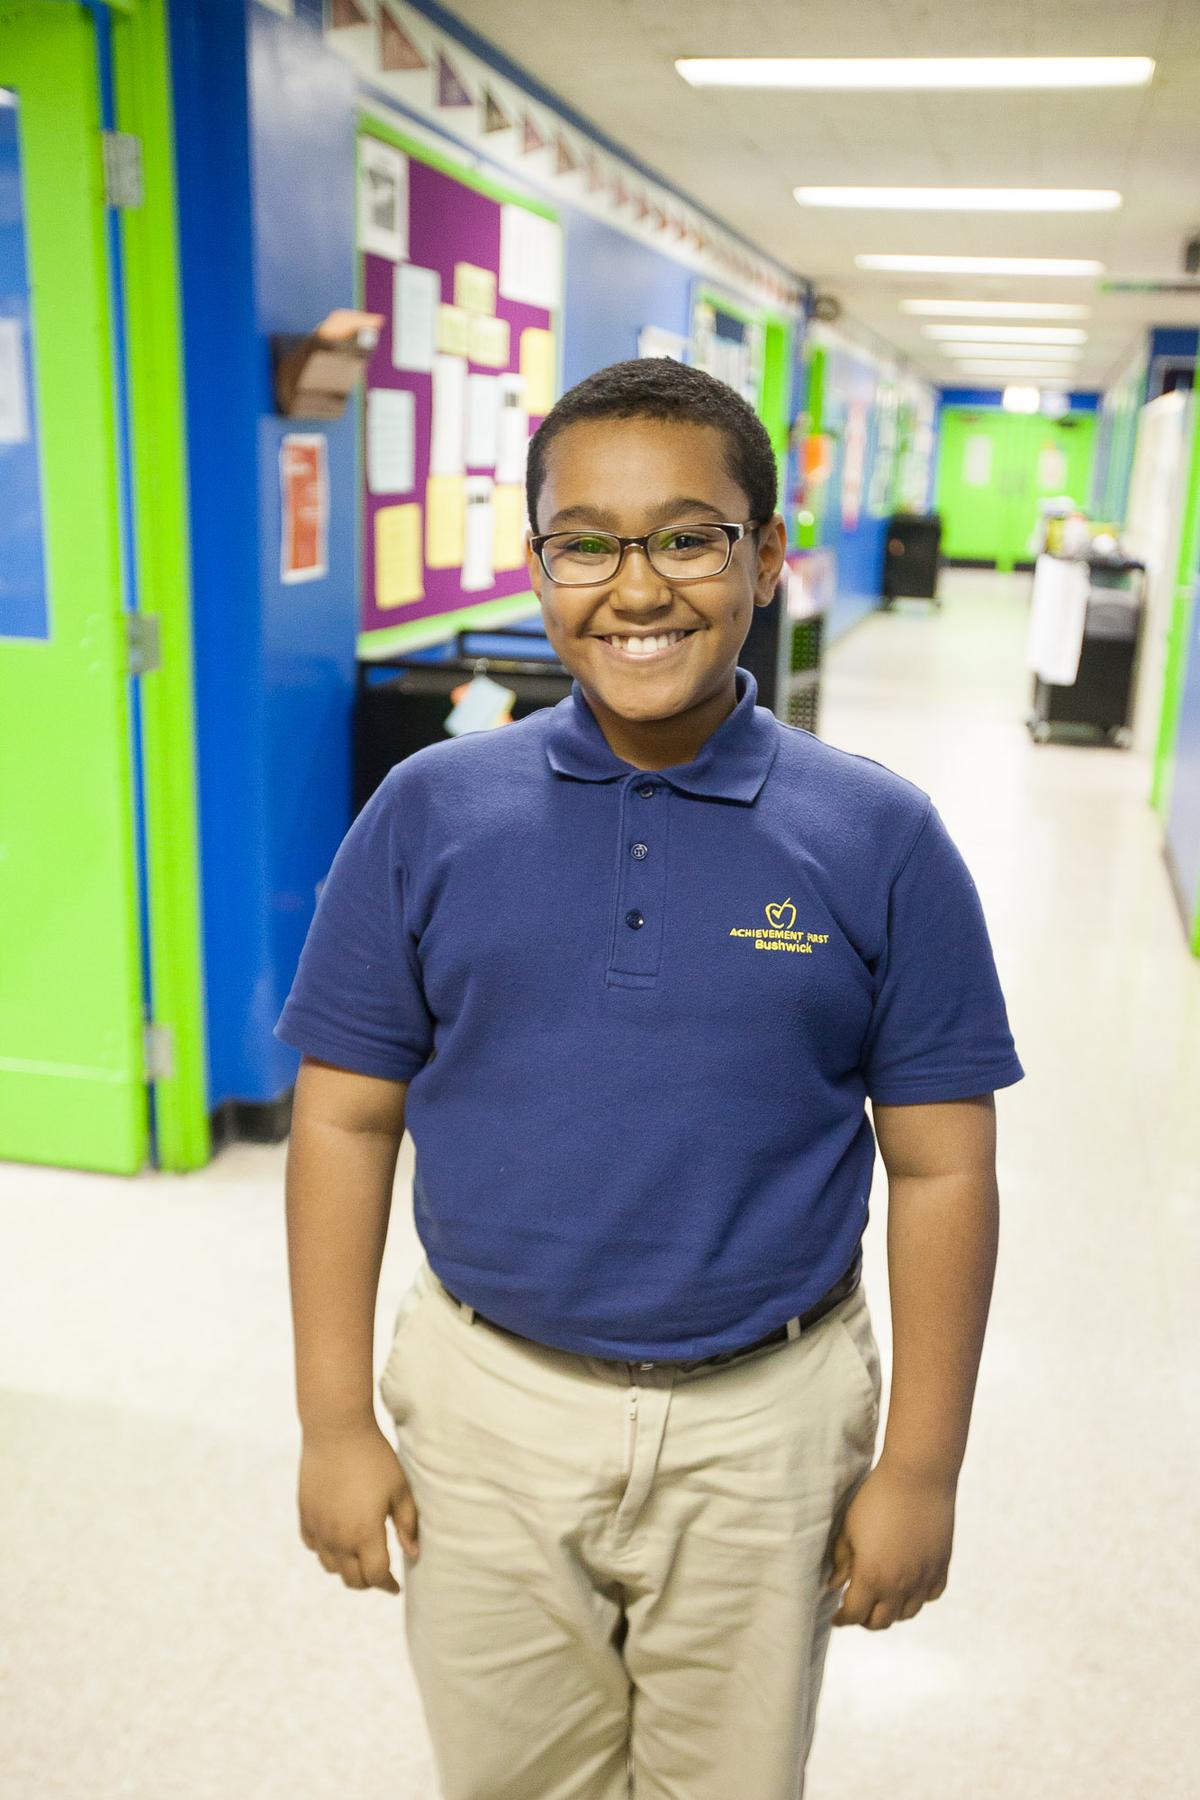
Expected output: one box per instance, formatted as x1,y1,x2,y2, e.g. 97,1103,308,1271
527,417,786,770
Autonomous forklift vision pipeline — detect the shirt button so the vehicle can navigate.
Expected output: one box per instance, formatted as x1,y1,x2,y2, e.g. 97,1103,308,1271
631,842,649,860
637,784,656,799
625,910,644,929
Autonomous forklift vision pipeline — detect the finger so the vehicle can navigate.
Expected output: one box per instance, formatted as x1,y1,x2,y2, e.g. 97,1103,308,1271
359,1534,401,1595
929,1574,948,1601
898,1594,925,1622
832,1578,874,1629
338,1553,368,1591
392,1494,420,1560
826,1537,851,1591
866,1601,895,1631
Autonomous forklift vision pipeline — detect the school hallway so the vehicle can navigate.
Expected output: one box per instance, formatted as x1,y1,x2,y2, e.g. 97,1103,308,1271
0,568,1193,1797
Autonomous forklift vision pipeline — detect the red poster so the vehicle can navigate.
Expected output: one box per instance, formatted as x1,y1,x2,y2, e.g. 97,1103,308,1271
280,434,328,583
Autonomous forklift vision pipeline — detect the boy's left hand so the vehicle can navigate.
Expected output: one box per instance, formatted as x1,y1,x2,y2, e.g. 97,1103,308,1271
827,1461,956,1630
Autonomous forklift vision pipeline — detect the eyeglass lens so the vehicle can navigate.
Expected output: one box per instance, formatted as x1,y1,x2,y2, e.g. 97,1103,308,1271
542,524,733,584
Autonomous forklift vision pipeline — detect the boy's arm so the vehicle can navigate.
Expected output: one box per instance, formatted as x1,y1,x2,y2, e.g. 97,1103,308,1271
828,1094,1000,1630
286,1054,409,1433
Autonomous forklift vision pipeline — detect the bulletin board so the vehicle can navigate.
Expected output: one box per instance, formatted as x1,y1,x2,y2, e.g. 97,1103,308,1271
355,118,562,658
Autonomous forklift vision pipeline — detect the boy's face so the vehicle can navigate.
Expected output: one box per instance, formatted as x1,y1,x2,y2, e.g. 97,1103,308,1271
527,417,786,732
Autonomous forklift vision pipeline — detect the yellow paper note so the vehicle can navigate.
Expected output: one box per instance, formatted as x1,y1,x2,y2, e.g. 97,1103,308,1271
491,483,527,572
426,474,466,568
453,261,497,316
374,503,423,609
436,303,470,357
519,327,556,417
467,313,510,369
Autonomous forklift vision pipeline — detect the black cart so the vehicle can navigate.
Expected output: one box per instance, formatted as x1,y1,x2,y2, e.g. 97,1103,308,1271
881,512,942,609
1027,557,1145,748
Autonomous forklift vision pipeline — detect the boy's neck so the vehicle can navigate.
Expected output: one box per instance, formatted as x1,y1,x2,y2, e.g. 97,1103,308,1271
584,675,739,771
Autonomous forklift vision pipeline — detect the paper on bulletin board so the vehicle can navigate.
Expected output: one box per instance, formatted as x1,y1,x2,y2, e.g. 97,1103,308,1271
436,304,470,358
375,503,423,609
492,483,527,571
1037,444,1068,490
499,205,561,309
467,313,510,368
358,138,408,262
280,433,328,584
430,353,467,476
453,261,497,316
495,373,529,484
393,263,439,372
462,476,495,591
519,327,556,417
465,373,500,469
426,474,466,567
0,318,30,444
963,434,993,488
366,387,416,494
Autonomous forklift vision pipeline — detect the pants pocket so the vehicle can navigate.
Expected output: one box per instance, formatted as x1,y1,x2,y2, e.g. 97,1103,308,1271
831,1290,883,1419
379,1260,431,1415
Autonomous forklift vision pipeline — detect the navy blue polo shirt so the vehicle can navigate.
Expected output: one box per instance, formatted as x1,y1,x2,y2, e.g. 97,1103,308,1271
276,667,1024,1360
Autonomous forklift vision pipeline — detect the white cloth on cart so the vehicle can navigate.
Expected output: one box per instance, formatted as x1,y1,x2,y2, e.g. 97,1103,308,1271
1026,553,1090,687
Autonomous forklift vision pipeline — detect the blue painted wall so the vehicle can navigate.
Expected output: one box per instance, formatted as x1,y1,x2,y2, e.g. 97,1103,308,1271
939,387,1099,412
560,209,692,392
0,96,49,640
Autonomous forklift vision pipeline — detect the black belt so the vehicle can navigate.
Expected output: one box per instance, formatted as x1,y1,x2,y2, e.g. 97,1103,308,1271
442,1253,862,1371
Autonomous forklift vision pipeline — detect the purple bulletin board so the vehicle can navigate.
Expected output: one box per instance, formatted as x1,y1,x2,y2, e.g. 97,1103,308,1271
357,121,561,655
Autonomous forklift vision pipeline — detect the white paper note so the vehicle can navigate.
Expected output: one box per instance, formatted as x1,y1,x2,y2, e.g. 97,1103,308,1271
0,318,30,445
495,373,528,485
963,434,993,488
366,387,415,494
358,138,408,262
465,372,500,469
462,475,495,591
393,263,439,372
430,352,467,477
498,204,561,309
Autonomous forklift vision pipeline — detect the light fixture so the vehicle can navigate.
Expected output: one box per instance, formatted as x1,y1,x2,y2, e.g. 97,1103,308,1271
855,254,1104,276
1002,386,1042,412
675,57,1154,90
794,186,1120,212
923,324,1087,343
955,364,1080,378
940,343,1083,360
901,299,1091,319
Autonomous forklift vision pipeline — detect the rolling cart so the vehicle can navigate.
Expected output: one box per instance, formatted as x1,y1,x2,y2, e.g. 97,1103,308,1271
1026,555,1145,747
881,512,942,610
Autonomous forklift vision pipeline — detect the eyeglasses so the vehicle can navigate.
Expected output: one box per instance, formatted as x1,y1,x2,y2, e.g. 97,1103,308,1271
529,519,763,586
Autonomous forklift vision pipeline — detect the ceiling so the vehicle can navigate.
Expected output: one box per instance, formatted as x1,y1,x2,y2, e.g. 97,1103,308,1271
440,0,1200,390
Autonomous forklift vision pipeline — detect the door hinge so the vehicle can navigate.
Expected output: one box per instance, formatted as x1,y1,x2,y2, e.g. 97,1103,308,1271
144,1023,175,1083
102,131,144,209
127,613,161,675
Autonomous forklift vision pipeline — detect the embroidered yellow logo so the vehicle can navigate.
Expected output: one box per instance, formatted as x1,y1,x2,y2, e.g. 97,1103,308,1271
727,899,830,954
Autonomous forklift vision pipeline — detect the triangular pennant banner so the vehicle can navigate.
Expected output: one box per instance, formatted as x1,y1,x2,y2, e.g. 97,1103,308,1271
584,154,605,193
481,85,511,134
634,193,651,222
379,10,426,70
673,215,689,239
612,175,628,208
437,49,472,107
330,0,370,26
554,134,579,176
520,112,546,155
651,206,667,232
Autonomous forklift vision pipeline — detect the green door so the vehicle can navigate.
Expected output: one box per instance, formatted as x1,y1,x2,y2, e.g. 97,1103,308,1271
0,4,149,1171
937,406,1097,570
999,411,1096,568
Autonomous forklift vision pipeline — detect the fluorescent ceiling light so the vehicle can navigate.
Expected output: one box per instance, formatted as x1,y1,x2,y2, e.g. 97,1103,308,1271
901,299,1090,318
856,255,1104,275
923,324,1087,343
675,57,1154,90
794,186,1120,212
942,344,1083,360
1003,386,1042,413
956,363,1081,377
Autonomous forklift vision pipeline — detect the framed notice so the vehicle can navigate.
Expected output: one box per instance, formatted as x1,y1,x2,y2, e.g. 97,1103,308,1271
280,433,328,584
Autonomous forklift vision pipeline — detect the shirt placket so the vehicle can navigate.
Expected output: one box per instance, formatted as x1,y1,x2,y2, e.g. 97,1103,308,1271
607,774,670,983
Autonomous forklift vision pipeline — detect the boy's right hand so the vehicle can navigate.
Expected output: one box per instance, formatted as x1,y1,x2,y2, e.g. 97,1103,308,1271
298,1420,420,1595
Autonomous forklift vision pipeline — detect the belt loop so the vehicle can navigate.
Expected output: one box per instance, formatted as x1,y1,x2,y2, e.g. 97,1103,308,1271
785,1316,801,1342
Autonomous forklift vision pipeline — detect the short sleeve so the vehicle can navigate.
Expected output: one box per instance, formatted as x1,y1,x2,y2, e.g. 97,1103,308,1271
274,771,433,1082
861,802,1025,1105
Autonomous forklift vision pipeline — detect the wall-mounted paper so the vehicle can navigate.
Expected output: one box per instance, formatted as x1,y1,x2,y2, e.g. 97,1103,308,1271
366,387,416,494
637,325,688,362
465,373,500,469
519,327,556,418
0,318,30,444
393,263,439,372
375,503,423,608
453,261,497,316
495,374,529,486
499,205,561,309
963,434,993,488
430,353,467,476
280,434,328,584
491,483,527,572
436,304,470,357
426,474,466,567
462,476,495,591
358,138,407,261
467,313,510,369
1037,444,1068,491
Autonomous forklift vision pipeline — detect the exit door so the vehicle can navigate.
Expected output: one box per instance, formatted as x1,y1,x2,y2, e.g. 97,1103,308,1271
936,407,1096,571
0,5,149,1171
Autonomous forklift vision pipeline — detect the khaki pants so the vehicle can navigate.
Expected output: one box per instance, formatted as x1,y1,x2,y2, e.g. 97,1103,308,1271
379,1260,882,1800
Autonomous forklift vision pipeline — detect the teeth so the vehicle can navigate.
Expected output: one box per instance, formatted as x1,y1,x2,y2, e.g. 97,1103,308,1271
607,631,688,655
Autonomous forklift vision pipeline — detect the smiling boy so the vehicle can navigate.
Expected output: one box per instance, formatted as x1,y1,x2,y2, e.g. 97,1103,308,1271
277,358,1024,1799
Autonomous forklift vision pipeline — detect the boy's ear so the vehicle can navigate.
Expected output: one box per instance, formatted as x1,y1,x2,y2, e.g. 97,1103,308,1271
754,514,788,606
525,528,543,597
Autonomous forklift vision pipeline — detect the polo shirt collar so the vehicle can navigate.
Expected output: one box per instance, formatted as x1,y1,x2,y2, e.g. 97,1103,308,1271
544,665,778,803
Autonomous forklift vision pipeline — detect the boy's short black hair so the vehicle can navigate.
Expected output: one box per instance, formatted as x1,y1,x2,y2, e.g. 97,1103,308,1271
526,357,778,532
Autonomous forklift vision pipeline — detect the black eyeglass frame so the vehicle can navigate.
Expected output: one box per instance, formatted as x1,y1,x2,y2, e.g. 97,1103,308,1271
528,519,765,586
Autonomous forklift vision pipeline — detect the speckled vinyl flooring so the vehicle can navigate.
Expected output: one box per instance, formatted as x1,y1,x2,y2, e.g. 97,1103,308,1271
3,572,1197,1798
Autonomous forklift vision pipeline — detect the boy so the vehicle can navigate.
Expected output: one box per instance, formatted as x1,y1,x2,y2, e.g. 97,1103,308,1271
277,358,1024,1800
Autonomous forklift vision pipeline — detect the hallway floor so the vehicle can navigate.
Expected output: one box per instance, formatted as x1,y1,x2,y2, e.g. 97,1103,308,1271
3,571,1198,1798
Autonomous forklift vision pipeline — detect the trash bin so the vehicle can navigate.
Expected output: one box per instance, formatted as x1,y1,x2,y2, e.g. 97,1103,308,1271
881,512,942,608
